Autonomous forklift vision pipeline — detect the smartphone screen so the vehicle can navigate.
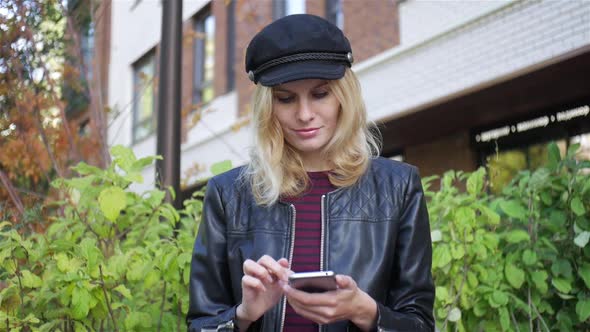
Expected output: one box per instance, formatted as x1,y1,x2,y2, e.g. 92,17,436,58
288,271,337,293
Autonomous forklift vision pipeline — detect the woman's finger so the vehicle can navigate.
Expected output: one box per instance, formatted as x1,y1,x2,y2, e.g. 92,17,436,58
243,259,273,283
283,284,339,306
257,255,289,281
242,274,267,292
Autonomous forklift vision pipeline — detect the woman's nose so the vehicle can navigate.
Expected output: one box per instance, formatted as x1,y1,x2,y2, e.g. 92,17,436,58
296,100,314,122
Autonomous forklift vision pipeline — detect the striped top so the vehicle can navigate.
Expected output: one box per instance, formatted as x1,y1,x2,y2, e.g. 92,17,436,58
282,171,335,332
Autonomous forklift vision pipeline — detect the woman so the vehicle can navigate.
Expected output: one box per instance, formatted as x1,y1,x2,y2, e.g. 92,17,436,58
187,14,434,332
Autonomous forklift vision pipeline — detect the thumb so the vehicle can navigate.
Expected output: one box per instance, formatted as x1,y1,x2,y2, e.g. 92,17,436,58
335,275,356,289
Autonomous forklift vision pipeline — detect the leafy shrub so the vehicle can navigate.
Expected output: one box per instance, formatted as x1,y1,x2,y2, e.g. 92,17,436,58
428,142,590,331
0,146,206,331
1,142,588,331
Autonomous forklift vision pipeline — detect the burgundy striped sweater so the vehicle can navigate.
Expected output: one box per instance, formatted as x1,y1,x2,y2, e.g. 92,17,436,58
282,171,335,331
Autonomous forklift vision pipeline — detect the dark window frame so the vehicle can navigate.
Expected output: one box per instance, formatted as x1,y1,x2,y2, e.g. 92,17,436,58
193,5,215,107
226,0,235,92
131,49,157,144
325,0,343,29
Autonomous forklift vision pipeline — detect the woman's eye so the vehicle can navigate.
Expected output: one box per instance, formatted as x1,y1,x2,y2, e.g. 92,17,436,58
275,96,294,104
313,91,328,99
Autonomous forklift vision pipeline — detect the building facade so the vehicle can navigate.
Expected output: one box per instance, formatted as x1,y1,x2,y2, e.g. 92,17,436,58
106,0,590,193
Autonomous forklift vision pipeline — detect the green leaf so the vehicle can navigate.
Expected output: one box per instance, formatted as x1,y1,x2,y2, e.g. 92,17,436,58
529,168,550,191
505,229,530,244
451,244,465,260
435,286,450,304
505,263,525,289
124,171,144,184
576,299,590,322
552,277,572,294
500,200,528,220
111,145,137,172
531,270,548,294
540,191,552,205
481,205,500,225
499,307,510,332
71,286,91,319
579,264,590,289
98,186,127,221
567,143,580,158
124,311,152,330
571,197,586,217
473,301,487,317
210,160,233,176
21,270,42,288
574,231,590,248
490,291,509,308
432,244,452,269
114,284,132,299
466,168,484,196
147,190,166,208
131,155,162,172
552,259,573,278
522,249,537,266
447,307,461,322
71,162,103,176
547,142,561,169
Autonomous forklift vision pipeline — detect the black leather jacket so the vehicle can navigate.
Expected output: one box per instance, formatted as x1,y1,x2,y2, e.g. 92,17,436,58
187,157,434,332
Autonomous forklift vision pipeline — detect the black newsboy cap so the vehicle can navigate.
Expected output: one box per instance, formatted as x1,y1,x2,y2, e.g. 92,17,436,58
245,14,354,87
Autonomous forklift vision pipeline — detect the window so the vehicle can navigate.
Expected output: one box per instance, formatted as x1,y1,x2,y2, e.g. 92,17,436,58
485,141,566,194
475,103,590,193
132,51,156,143
226,0,236,91
326,0,343,29
80,23,94,82
193,8,215,106
273,0,306,20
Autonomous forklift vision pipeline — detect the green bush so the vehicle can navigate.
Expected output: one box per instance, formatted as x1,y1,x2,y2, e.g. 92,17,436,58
0,146,208,331
1,142,588,331
427,142,590,331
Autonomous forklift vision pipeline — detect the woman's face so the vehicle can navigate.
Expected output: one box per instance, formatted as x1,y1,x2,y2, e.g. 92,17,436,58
272,79,341,167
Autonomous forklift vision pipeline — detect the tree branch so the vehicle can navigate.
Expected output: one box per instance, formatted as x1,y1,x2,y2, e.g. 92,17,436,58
99,265,118,332
157,282,167,332
0,169,25,217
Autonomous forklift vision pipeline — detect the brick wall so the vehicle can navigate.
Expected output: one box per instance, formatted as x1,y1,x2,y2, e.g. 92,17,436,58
234,1,273,116
306,0,325,17
181,20,194,142
342,0,400,63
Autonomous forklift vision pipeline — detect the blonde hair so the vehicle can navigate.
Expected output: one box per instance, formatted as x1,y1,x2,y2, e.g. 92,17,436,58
244,68,381,206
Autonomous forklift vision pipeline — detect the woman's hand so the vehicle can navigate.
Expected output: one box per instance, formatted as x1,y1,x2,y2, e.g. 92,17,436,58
236,255,291,330
283,275,378,331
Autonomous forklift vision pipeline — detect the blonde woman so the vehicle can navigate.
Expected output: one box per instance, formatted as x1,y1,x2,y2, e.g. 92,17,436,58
187,14,434,332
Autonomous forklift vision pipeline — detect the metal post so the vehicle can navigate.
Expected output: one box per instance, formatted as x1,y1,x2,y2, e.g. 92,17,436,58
156,0,182,209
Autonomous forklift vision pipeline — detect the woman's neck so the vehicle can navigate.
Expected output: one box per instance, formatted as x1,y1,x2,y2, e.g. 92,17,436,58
302,157,332,172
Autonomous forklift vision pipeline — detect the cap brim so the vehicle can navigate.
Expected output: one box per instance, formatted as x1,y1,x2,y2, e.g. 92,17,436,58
258,61,346,87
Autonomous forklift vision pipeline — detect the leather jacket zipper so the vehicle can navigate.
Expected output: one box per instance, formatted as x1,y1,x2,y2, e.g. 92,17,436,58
280,204,297,332
319,194,327,332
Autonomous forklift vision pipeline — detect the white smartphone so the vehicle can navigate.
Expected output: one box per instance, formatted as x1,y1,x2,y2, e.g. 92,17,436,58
288,271,337,293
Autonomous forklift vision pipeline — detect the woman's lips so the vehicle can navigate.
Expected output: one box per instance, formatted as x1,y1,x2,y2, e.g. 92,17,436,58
294,127,320,138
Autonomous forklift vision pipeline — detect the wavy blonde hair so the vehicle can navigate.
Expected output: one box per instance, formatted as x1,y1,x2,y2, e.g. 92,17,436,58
244,68,381,206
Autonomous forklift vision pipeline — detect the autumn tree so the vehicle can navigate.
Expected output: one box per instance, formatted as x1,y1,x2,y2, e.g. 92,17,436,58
0,0,109,229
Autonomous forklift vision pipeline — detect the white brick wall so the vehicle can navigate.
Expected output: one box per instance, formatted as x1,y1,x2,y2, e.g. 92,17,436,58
357,0,590,123
399,0,515,47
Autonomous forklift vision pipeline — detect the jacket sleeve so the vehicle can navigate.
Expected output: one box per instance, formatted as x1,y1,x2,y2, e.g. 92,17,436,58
375,166,435,332
186,177,239,332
